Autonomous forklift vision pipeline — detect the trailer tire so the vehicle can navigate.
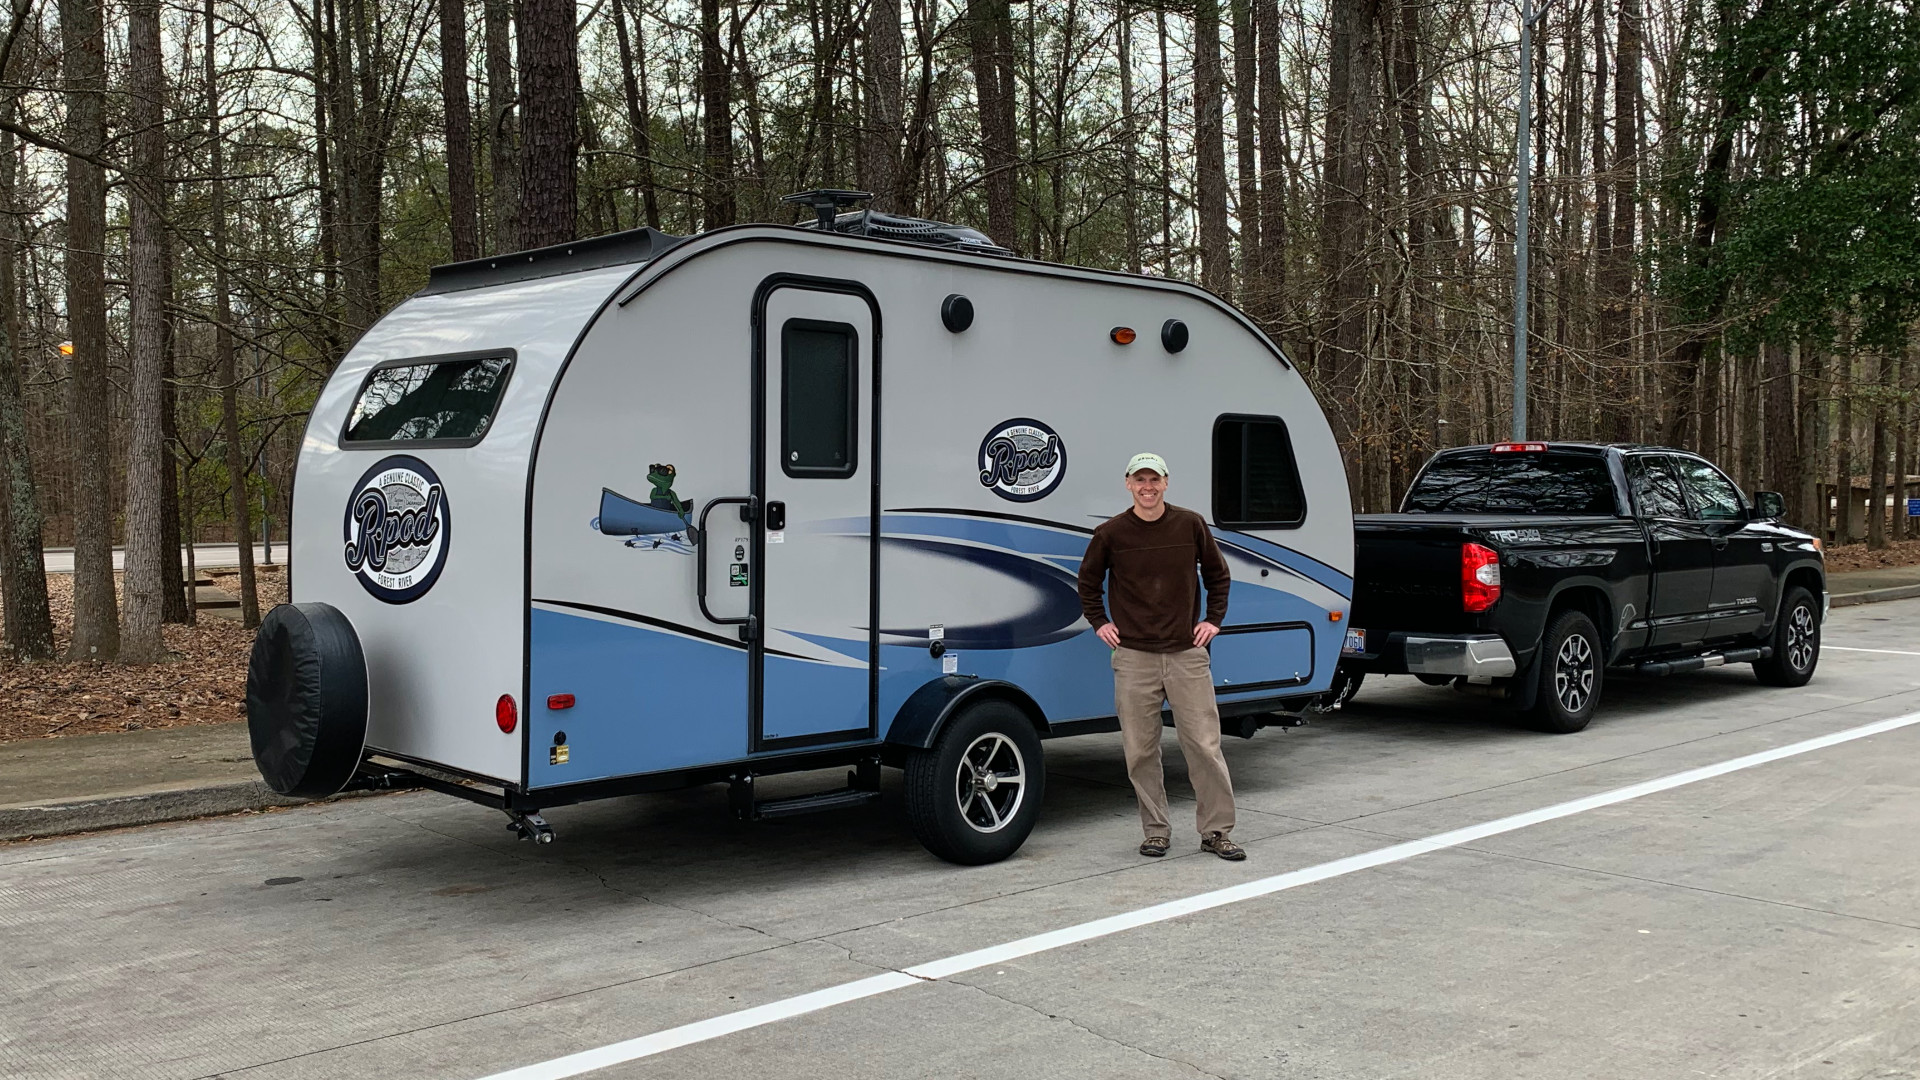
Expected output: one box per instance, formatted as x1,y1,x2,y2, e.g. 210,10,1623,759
1754,586,1820,687
904,700,1045,865
1525,609,1603,734
246,603,369,798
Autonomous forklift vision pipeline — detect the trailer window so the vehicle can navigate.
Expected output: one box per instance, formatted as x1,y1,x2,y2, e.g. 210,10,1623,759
1405,453,1618,514
1212,416,1306,528
342,354,513,446
781,320,858,477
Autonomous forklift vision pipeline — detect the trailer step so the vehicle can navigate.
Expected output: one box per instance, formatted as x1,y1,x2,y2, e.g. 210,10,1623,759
748,787,883,821
1637,646,1770,677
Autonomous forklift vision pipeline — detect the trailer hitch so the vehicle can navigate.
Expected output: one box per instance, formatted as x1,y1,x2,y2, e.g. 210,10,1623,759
505,809,555,844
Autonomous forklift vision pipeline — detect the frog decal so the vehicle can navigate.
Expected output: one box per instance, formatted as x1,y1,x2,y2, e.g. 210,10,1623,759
591,463,699,551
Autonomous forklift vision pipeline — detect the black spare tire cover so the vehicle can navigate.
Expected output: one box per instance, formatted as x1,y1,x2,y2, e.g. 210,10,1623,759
246,603,368,798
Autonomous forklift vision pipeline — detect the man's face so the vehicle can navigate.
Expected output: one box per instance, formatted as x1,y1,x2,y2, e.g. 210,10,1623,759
1126,469,1167,510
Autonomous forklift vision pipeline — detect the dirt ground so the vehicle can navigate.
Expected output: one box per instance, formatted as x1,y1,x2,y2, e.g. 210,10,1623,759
0,566,288,744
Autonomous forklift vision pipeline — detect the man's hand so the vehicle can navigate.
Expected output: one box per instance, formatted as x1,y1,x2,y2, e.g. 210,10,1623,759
1193,621,1220,648
1096,623,1122,649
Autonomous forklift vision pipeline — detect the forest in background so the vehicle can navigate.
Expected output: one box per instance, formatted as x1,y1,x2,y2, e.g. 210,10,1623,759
0,0,1915,663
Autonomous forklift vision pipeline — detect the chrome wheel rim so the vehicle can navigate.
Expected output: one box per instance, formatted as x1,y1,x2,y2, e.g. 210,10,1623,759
954,733,1027,834
1554,633,1596,714
1786,603,1816,672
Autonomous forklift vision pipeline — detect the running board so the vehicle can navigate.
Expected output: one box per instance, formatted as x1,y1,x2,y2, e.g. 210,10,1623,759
1636,646,1770,677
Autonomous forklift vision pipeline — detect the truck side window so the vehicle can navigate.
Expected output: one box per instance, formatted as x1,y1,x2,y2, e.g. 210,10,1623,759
1628,455,1687,518
1675,457,1745,521
781,319,857,478
342,353,514,446
1212,415,1306,528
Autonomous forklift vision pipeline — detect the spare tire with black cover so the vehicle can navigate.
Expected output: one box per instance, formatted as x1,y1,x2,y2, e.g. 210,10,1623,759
246,603,369,798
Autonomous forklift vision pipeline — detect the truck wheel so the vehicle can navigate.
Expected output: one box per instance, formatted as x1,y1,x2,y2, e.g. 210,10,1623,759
904,699,1045,865
246,603,369,797
1526,609,1603,734
1754,586,1820,687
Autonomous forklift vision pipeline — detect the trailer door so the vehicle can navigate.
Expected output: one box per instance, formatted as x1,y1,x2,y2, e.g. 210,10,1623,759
752,282,879,749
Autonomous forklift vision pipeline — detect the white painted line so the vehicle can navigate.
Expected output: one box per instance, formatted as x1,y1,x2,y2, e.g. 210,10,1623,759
478,710,1920,1080
1825,646,1920,657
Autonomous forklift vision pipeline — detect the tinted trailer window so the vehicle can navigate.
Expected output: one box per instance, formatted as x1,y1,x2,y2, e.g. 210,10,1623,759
1404,454,1619,515
343,354,514,447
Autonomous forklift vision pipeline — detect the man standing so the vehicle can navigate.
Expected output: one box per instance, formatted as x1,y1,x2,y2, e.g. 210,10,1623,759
1077,452,1244,860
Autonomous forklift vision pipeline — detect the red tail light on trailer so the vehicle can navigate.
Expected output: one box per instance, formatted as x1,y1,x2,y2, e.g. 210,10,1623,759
1462,543,1502,612
1490,442,1548,453
496,694,518,734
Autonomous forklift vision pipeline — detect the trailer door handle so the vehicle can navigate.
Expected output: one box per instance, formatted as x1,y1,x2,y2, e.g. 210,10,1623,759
696,496,756,626
766,501,787,531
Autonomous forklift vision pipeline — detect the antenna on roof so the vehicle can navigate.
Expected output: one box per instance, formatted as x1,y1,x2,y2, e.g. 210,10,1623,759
781,189,874,230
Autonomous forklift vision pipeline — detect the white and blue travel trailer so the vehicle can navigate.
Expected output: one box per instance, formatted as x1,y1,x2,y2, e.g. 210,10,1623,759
245,195,1355,864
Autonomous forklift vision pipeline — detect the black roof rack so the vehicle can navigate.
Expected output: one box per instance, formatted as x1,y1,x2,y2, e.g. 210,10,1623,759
782,188,1013,255
420,227,686,295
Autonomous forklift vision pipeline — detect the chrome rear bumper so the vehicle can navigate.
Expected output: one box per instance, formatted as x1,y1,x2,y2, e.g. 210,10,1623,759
1403,634,1518,679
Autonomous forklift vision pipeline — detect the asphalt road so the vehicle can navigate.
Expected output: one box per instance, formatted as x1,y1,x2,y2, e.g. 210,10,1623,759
4,599,1919,1080
41,543,289,573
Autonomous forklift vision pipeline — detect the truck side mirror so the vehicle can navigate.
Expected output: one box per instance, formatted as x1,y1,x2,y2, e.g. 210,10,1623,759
1753,491,1785,519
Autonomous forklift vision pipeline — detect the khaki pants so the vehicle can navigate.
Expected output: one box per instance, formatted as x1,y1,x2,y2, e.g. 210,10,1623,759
1111,646,1236,840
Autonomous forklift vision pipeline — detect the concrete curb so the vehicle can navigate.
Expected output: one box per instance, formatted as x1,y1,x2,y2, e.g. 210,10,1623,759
1829,584,1920,608
0,782,383,842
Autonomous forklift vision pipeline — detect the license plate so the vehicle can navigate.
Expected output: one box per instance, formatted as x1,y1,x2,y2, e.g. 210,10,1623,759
1342,628,1367,656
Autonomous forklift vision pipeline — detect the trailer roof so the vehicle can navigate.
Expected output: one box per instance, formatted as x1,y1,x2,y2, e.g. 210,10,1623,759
419,227,686,296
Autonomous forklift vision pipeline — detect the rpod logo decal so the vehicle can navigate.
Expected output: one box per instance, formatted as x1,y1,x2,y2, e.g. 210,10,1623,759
343,454,450,604
978,418,1066,502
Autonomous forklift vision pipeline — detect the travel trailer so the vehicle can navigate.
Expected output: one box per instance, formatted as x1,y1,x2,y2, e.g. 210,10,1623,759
246,192,1355,864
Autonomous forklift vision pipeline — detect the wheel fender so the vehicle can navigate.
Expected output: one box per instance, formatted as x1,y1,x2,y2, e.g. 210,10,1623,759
885,676,1046,750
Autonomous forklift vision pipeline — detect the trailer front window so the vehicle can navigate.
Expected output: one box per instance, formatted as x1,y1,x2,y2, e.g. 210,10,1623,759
343,354,514,446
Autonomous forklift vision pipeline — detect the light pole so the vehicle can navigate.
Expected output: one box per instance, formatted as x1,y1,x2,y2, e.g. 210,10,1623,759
1513,0,1551,440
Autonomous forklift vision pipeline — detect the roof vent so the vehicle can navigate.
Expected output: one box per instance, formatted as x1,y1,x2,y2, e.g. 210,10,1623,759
781,189,1012,256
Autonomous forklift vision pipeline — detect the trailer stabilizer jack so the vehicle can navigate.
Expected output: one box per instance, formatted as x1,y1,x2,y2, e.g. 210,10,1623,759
506,810,555,844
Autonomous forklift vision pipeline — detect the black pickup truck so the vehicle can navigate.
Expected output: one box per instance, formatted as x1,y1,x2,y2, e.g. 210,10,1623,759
1338,442,1827,732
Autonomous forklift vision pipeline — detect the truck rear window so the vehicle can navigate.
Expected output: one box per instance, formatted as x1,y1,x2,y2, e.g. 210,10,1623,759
1404,454,1618,515
343,354,513,446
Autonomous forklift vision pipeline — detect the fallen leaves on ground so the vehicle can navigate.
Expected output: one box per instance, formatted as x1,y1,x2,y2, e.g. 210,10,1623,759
0,566,287,744
1824,538,1920,575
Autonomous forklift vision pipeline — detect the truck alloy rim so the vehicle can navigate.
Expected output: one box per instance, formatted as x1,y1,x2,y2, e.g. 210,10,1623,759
1555,634,1595,713
1787,604,1816,671
955,733,1027,833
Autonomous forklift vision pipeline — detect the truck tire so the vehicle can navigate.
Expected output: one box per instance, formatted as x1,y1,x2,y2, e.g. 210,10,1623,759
1526,609,1603,734
1754,586,1820,687
904,699,1045,865
246,603,369,798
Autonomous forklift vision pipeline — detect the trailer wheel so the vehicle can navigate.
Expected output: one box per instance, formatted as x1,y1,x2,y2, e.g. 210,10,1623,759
904,700,1045,865
1525,609,1602,734
1754,586,1820,687
245,603,369,798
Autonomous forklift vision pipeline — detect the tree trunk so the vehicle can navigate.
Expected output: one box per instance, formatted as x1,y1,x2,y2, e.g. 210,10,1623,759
122,0,169,661
1318,0,1376,474
1869,353,1888,549
967,0,1018,251
1763,339,1798,514
207,0,259,627
517,0,578,247
440,0,479,260
1193,0,1231,297
1253,0,1285,329
1157,8,1172,274
699,0,734,229
863,0,904,211
62,0,117,660
0,73,52,661
1834,355,1854,544
483,0,518,250
610,0,660,229
1231,0,1257,282
1118,0,1138,273
1897,343,1913,541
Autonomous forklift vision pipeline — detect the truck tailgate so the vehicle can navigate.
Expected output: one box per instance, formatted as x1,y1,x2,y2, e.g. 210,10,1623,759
1350,516,1483,636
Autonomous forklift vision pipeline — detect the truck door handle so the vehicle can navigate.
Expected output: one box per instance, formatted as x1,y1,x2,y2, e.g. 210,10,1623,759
1712,537,1728,550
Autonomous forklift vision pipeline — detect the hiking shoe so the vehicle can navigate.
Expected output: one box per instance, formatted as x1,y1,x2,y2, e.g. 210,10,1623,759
1202,834,1246,861
1139,836,1171,857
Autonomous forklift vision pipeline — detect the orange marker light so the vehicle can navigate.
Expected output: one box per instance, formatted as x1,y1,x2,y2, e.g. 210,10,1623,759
1329,611,1344,622
1110,326,1137,345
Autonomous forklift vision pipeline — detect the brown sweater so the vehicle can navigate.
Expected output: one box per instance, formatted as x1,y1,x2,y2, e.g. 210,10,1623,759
1077,504,1230,652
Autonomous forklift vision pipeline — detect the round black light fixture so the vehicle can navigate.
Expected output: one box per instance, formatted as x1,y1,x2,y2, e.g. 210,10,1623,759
1161,319,1190,353
941,294,975,333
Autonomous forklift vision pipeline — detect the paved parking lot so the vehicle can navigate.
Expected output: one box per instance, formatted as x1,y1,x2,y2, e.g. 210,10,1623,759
4,598,1919,1080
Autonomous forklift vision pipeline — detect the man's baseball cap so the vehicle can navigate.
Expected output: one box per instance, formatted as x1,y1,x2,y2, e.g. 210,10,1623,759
1125,452,1169,477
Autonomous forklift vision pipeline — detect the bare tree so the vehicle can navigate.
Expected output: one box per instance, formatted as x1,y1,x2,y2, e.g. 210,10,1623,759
208,0,259,627
122,0,169,660
967,0,1018,250
516,0,577,246
610,0,660,228
483,0,517,250
62,0,118,660
0,64,52,660
440,0,479,260
863,0,905,211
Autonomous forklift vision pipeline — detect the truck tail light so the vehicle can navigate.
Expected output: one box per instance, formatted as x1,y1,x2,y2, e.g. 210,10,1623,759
1490,442,1548,453
1462,543,1501,612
